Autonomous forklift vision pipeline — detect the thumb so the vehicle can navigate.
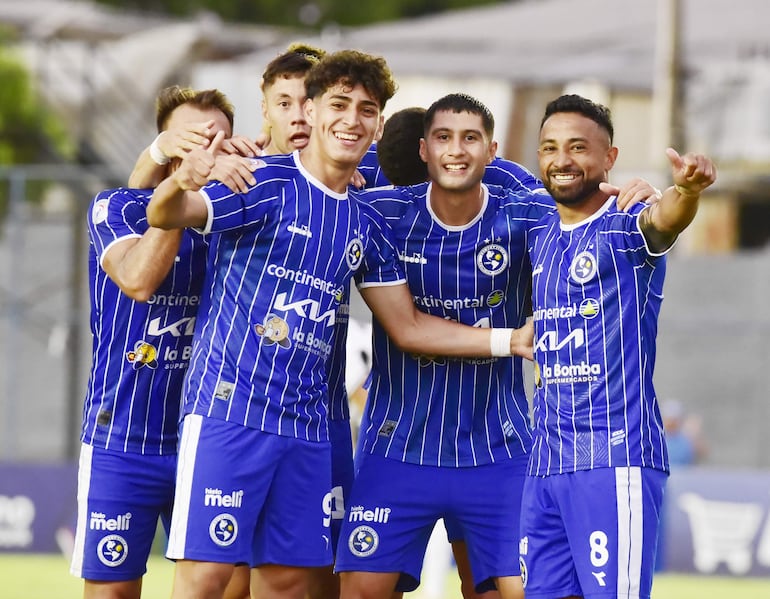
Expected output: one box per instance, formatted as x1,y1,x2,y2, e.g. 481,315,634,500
208,130,226,156
666,147,683,171
599,181,619,195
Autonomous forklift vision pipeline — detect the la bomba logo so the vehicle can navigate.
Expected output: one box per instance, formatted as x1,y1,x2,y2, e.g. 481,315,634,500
126,341,158,369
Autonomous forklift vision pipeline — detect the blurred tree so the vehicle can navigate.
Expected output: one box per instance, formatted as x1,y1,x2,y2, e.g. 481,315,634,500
0,28,76,218
90,0,507,28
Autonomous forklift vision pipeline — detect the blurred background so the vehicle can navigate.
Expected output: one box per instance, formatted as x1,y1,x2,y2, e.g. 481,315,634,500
0,0,769,588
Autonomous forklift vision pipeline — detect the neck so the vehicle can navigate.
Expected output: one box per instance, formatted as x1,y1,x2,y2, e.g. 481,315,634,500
298,146,356,194
429,184,485,227
556,190,611,225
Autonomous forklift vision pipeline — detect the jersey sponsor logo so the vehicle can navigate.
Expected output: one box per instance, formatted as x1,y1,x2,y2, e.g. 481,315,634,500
399,251,428,265
476,243,509,276
92,199,109,225
96,534,128,567
266,264,338,296
204,488,244,509
542,361,602,384
126,341,158,369
255,314,292,348
413,290,505,311
533,300,601,321
89,512,131,531
274,293,336,327
146,294,200,307
570,250,597,283
209,513,238,547
287,222,313,238
348,525,378,557
345,237,365,270
147,316,196,337
214,381,235,401
534,329,585,352
348,505,391,524
377,420,397,438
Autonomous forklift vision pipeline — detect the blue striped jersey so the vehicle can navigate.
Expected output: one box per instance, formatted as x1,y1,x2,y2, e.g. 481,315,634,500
486,157,546,194
183,151,404,442
528,198,670,476
357,182,554,466
357,143,390,188
83,188,208,455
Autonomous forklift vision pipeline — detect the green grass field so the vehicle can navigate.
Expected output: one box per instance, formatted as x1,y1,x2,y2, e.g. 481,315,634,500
1,553,769,599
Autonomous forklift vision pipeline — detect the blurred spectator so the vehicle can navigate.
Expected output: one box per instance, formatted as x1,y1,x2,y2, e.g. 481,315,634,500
662,399,708,466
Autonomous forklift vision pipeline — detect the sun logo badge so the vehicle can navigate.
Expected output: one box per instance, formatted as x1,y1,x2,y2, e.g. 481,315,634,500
348,525,378,557
477,243,508,276
255,315,291,348
579,298,600,319
533,361,543,389
487,289,505,308
570,250,597,283
126,341,158,370
97,534,128,567
209,514,238,547
345,237,365,271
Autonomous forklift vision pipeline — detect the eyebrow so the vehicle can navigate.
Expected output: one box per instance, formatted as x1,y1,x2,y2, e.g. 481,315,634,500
328,94,379,109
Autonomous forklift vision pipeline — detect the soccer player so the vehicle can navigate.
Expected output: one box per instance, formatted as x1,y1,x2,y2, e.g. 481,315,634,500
334,93,553,599
146,51,532,599
70,86,248,599
520,94,716,599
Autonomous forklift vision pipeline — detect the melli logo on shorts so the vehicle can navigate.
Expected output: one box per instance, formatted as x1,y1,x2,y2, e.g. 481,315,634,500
97,534,128,567
348,525,378,557
209,513,238,547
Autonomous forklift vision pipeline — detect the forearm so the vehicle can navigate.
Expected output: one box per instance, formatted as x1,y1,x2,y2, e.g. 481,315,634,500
128,148,167,188
146,177,205,230
106,229,184,301
642,185,699,252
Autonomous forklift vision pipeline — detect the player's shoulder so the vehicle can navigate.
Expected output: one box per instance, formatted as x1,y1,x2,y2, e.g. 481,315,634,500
355,183,427,218
89,187,151,225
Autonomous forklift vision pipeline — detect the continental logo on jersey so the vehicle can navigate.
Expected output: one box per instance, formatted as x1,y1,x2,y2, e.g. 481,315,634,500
476,243,508,276
348,525,378,557
345,237,365,270
92,198,109,225
126,341,158,369
209,513,238,547
255,315,292,348
570,250,597,283
96,534,128,567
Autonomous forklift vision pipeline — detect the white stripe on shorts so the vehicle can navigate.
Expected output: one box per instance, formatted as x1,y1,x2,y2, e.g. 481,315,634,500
616,466,643,598
166,414,203,559
69,443,94,576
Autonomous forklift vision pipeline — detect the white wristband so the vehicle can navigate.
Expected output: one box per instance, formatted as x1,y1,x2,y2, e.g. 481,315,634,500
149,134,170,165
490,328,514,357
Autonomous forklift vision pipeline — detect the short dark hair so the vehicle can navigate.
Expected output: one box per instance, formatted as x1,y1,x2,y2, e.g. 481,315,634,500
155,85,234,133
424,93,494,138
261,43,326,91
377,107,428,185
540,94,614,143
304,49,397,110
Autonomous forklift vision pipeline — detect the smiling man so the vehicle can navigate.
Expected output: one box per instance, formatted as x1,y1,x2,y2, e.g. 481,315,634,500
146,53,534,599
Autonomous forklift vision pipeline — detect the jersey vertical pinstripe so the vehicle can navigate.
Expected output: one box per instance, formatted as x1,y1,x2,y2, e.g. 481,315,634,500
181,152,403,442
83,187,208,455
528,198,670,475
357,182,554,466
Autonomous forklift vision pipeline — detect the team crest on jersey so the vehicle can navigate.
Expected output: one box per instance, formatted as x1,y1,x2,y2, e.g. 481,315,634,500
476,243,508,276
348,525,378,557
570,251,597,283
126,341,158,369
92,199,109,225
96,534,128,567
519,557,528,588
209,513,238,547
579,298,600,319
255,315,292,348
345,237,365,270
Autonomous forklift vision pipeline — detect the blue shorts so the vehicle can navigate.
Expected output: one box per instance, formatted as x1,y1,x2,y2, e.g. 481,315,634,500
519,467,667,599
329,418,354,554
166,414,333,568
70,444,176,581
335,452,527,593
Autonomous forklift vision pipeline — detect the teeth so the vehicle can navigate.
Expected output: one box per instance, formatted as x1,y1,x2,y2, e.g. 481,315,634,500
335,132,358,141
445,164,466,171
553,174,576,182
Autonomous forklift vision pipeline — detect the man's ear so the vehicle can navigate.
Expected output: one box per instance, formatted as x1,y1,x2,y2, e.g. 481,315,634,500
304,97,315,127
374,115,385,142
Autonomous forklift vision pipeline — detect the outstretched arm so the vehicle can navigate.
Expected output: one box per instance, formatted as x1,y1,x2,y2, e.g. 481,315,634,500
640,148,717,253
359,283,533,360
